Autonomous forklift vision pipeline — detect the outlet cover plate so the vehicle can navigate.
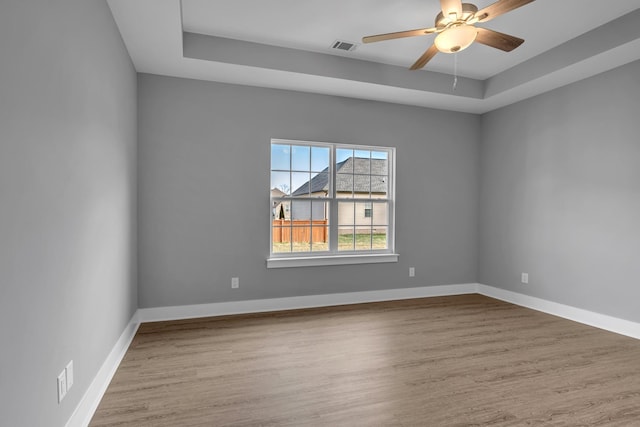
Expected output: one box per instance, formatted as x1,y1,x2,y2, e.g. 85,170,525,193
65,360,74,390
57,371,67,403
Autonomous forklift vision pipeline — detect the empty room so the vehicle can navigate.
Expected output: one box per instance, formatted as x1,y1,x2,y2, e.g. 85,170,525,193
2,0,640,426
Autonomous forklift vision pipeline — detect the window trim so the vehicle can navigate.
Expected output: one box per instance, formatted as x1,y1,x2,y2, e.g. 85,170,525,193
268,138,397,268
267,253,399,269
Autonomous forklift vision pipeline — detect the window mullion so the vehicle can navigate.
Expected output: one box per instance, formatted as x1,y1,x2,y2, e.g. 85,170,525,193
329,146,338,253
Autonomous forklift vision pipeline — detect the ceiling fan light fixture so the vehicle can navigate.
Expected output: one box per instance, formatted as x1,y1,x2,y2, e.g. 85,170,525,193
434,24,478,53
362,0,533,70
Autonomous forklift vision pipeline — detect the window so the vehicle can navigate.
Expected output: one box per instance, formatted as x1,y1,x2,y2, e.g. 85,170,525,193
268,139,397,268
364,202,372,218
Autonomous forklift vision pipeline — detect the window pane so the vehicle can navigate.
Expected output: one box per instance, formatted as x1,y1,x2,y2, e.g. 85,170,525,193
272,227,291,253
338,226,355,251
338,202,355,225
355,201,373,226
291,200,311,220
336,173,353,197
371,176,387,197
336,148,353,162
311,226,329,252
336,149,353,172
355,229,373,251
271,172,291,196
311,200,328,221
291,226,311,252
371,154,388,175
353,155,370,174
291,172,311,196
372,202,388,226
311,146,330,172
311,200,329,252
371,150,388,160
354,149,370,158
272,200,291,220
353,174,371,195
291,145,310,171
372,226,388,250
307,171,329,197
271,144,290,170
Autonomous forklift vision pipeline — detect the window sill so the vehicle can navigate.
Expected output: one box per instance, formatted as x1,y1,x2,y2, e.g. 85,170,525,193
266,253,399,269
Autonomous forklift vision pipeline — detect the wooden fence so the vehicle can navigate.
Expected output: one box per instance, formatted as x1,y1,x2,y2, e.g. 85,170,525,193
272,220,328,243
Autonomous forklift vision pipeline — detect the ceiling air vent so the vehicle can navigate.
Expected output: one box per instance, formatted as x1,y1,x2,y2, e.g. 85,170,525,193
331,40,358,52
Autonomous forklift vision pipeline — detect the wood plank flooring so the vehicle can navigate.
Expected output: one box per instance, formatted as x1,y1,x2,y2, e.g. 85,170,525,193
90,294,640,426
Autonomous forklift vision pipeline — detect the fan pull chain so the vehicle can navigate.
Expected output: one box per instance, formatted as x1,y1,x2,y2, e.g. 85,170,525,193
453,53,458,91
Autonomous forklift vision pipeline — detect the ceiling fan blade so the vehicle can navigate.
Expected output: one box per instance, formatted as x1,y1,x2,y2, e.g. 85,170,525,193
475,27,524,52
362,27,438,44
440,0,463,19
475,0,535,23
409,44,439,70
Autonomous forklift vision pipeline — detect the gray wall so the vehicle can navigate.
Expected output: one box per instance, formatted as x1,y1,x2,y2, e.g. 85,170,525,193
5,3,638,422
138,74,480,308
0,1,137,426
479,59,640,322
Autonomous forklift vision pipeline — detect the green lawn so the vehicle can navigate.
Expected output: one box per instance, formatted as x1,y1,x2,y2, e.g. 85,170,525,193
273,233,387,253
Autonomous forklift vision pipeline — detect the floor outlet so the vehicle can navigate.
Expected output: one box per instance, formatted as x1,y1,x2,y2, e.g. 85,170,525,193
231,277,239,289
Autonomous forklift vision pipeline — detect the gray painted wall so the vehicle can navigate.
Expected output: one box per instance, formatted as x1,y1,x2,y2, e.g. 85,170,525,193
0,1,137,426
137,74,479,308
479,59,640,322
4,2,638,422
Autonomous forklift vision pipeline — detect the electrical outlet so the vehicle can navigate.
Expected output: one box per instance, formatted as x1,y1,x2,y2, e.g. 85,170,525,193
521,272,529,284
57,371,67,403
65,360,74,390
409,267,415,277
231,277,239,289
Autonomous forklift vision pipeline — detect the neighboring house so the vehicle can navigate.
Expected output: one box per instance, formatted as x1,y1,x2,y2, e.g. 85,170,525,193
271,187,290,220
291,157,388,232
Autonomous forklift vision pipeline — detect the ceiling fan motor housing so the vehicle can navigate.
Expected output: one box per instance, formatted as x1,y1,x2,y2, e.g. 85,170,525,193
435,3,478,27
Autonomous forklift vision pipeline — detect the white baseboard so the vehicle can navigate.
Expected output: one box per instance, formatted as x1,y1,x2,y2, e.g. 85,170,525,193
137,283,478,323
477,284,640,340
65,313,140,427
68,282,640,427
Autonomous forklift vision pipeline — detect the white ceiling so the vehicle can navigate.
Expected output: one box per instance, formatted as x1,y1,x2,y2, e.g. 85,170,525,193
108,0,640,113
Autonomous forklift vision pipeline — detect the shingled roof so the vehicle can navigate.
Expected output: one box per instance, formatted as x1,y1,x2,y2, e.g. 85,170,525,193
291,157,387,196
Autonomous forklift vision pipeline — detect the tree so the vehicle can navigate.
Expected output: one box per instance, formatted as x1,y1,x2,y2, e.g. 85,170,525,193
278,183,290,195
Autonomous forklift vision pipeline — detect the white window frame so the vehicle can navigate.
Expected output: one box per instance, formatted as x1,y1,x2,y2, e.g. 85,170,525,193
267,138,398,268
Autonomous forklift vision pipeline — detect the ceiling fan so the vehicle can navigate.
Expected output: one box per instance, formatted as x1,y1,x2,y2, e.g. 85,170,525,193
362,0,535,70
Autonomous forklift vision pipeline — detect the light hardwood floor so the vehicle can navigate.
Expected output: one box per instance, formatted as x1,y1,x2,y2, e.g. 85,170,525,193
90,294,640,426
